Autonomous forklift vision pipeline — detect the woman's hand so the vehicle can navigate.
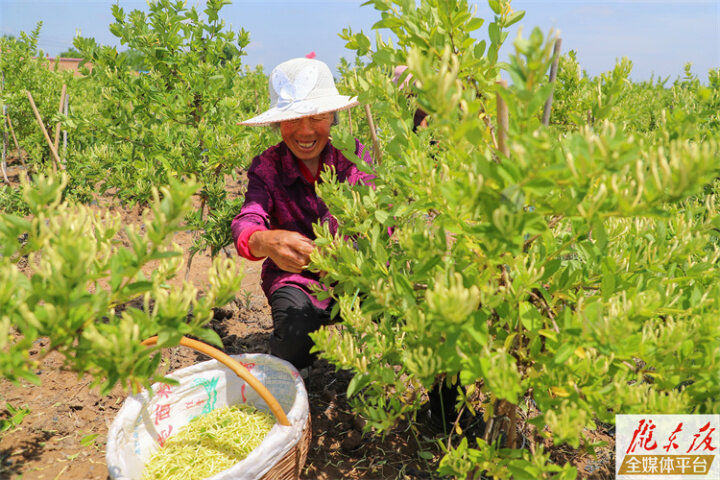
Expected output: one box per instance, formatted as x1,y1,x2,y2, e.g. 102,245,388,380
249,229,315,273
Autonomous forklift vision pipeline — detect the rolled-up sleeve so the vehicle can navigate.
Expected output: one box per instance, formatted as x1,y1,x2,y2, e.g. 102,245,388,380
231,158,273,260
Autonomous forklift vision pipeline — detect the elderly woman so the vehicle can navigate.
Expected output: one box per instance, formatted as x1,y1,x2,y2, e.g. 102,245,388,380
232,57,373,370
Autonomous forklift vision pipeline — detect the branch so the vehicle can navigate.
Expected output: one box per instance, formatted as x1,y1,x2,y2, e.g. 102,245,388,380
53,84,67,155
364,104,382,164
496,80,509,158
542,38,563,126
5,113,25,166
26,90,63,172
529,289,560,333
523,214,565,252
542,231,579,264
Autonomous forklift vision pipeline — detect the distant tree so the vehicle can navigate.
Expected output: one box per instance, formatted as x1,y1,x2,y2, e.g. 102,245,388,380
58,47,82,58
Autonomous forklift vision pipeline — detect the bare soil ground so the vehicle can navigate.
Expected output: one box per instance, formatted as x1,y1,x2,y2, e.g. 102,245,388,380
0,164,614,480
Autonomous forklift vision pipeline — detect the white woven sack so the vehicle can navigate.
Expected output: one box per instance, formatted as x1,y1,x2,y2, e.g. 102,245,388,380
106,353,309,480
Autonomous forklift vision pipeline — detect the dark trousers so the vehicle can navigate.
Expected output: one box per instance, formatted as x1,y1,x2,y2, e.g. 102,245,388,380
429,378,460,433
269,286,334,370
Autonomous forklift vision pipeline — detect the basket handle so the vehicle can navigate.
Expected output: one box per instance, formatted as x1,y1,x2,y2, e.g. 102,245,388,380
141,336,291,427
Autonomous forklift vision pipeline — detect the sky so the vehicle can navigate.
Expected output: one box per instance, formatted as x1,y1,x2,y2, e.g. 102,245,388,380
1,1,718,83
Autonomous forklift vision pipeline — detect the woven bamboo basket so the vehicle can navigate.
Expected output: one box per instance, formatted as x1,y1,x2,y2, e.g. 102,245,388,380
138,336,312,480
259,416,311,480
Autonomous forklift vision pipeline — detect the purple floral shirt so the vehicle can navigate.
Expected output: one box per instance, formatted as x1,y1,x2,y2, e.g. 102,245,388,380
231,139,374,308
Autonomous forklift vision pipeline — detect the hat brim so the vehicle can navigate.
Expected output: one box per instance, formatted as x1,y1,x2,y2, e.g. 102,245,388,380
239,95,359,126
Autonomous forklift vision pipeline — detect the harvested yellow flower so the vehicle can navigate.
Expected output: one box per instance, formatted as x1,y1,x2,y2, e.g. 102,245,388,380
142,404,275,480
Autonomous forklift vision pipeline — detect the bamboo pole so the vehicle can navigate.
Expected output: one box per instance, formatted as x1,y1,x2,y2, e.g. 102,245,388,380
4,64,24,168
542,38,563,127
364,104,381,164
496,80,510,158
1,71,7,183
5,113,25,167
0,71,10,183
53,83,67,155
62,93,69,163
26,90,62,173
1,106,8,183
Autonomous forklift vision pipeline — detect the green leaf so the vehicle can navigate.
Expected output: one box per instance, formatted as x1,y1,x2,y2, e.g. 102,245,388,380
592,219,608,251
418,450,434,460
466,17,484,32
542,259,562,281
538,329,558,342
601,261,615,301
474,40,487,59
554,343,574,365
374,209,390,224
524,176,555,195
191,328,223,348
356,32,371,55
504,10,525,27
2,214,32,232
0,403,30,432
80,433,99,446
488,22,500,45
122,281,153,296
347,373,371,398
148,250,182,261
415,255,443,277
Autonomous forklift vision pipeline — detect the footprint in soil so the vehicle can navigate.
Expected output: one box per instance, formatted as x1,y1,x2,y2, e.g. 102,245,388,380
341,430,362,451
316,380,369,453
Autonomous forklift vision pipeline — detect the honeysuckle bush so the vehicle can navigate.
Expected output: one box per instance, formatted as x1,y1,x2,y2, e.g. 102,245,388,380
308,0,720,478
0,185,30,216
550,51,720,142
72,0,250,190
0,173,243,394
0,24,106,203
67,0,275,255
1,1,274,256
0,23,75,172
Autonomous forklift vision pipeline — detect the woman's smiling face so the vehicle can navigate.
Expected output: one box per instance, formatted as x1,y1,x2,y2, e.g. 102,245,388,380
279,113,333,163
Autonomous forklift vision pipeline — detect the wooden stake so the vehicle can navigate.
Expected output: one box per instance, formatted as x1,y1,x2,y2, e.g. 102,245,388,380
364,104,382,164
542,38,563,127
4,61,23,167
53,83,67,155
1,71,6,182
26,90,62,173
6,113,25,167
1,107,8,183
496,80,510,158
62,93,69,163
506,403,518,450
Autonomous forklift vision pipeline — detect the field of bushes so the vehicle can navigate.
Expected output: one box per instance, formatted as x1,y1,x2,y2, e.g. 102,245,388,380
1,0,719,478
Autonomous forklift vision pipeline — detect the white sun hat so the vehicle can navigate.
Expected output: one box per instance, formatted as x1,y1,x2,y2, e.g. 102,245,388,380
239,57,359,126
